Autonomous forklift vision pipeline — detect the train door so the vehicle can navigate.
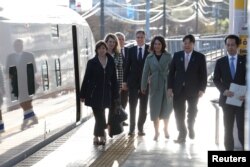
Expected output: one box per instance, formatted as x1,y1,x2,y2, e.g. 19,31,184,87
72,25,81,122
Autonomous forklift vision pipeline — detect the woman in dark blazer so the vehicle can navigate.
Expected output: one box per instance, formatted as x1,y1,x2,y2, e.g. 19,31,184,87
80,40,119,145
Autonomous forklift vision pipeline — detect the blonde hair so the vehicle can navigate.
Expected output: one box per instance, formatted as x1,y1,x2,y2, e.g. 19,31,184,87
104,33,121,54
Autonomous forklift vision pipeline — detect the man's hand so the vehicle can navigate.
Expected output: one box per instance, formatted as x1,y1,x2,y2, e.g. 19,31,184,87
239,95,245,101
223,90,234,97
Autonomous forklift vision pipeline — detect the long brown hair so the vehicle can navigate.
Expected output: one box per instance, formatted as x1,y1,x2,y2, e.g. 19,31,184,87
104,33,120,54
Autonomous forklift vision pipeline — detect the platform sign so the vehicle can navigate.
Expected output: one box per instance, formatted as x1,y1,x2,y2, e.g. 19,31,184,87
239,34,247,55
230,0,248,56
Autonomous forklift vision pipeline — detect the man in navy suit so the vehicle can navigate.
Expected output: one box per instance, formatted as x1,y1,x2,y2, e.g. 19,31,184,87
213,34,246,151
124,30,150,136
168,34,207,143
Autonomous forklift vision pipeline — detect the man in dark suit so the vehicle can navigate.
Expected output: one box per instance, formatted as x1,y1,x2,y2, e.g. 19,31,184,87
168,34,207,143
124,30,149,136
213,34,246,151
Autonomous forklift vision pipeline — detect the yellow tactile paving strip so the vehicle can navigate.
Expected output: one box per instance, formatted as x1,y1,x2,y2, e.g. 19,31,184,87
89,134,136,167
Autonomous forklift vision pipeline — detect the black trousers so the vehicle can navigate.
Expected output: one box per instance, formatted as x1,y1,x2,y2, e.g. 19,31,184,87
92,107,106,137
222,105,244,151
128,88,148,133
173,88,199,139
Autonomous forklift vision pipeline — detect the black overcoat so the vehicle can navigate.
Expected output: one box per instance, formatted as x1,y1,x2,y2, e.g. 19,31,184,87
80,54,119,108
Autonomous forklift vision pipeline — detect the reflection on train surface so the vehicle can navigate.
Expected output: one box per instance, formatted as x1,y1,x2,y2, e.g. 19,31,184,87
0,1,95,166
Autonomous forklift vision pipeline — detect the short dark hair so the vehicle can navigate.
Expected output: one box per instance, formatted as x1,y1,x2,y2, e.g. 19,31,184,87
150,35,166,53
136,30,145,36
95,40,108,55
182,34,195,43
224,34,240,46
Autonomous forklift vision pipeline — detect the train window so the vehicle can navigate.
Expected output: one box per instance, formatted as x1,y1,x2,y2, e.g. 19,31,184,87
8,66,18,101
41,60,49,91
27,63,36,95
51,24,59,37
55,59,62,87
85,38,89,55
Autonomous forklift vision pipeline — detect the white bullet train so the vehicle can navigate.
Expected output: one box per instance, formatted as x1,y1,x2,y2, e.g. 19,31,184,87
0,1,95,165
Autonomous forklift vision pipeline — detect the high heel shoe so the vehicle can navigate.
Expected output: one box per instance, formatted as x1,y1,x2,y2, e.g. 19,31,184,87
93,137,99,145
99,137,106,145
164,128,170,139
153,132,160,141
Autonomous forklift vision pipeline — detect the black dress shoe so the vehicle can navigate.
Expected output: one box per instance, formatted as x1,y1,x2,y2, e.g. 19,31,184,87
123,122,128,126
138,131,145,136
189,129,195,139
174,138,186,143
128,132,135,136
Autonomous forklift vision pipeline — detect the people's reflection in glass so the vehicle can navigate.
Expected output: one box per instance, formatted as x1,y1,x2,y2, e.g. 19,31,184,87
6,39,38,130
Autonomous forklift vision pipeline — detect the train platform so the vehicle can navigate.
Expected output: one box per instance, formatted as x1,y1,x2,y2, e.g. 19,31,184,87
14,85,230,167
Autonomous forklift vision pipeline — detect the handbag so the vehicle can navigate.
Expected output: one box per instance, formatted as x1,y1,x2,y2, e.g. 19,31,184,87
115,105,128,123
108,105,127,138
108,117,124,138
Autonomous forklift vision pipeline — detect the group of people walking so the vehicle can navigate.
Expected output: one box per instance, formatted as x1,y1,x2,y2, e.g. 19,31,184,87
80,31,246,151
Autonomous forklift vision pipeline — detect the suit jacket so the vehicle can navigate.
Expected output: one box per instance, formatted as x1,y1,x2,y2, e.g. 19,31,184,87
124,44,150,89
122,47,129,71
168,50,207,97
213,55,246,107
80,54,119,108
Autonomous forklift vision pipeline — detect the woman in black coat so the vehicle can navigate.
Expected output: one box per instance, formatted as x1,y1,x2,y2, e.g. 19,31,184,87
80,40,119,145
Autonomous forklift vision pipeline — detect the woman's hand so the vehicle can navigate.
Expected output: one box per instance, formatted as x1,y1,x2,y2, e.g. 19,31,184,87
122,82,128,91
167,89,173,97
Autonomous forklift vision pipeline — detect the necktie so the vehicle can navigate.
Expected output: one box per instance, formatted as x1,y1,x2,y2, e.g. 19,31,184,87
230,57,235,79
138,48,142,63
184,54,189,70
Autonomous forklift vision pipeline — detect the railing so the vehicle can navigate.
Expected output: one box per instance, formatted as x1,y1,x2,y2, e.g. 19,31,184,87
166,37,226,59
125,37,226,60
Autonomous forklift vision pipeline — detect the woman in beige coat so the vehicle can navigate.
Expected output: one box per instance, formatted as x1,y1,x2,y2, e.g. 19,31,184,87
141,36,173,141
